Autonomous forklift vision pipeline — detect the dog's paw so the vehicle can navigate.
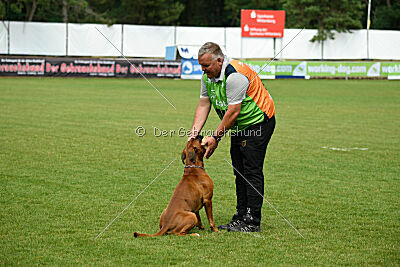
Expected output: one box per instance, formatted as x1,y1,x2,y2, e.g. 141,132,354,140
191,233,200,237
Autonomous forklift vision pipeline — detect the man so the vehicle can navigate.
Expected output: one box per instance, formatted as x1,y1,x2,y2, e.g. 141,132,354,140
188,42,276,232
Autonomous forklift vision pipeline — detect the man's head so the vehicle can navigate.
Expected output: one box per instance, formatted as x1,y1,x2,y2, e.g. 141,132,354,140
198,42,224,79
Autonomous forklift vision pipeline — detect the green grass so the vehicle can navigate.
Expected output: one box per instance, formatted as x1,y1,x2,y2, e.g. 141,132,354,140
1,77,399,265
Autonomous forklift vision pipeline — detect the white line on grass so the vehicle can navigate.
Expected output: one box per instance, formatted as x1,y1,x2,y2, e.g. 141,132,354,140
95,158,177,240
224,158,305,239
322,146,368,151
95,27,176,110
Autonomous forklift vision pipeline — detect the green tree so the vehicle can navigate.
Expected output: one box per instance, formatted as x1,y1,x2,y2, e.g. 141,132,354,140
282,0,365,42
369,0,400,30
59,0,111,23
0,1,7,20
225,0,283,26
3,0,398,31
0,0,110,23
111,0,184,25
178,0,226,26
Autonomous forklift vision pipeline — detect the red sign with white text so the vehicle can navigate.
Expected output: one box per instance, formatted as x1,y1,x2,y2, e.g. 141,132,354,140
241,9,286,38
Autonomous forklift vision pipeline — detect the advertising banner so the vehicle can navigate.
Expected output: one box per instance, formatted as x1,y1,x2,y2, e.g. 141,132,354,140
244,61,400,78
0,57,181,78
244,61,275,79
275,61,307,77
181,58,203,79
177,45,201,60
307,62,379,77
244,61,307,78
1,57,398,79
381,62,400,76
241,10,285,38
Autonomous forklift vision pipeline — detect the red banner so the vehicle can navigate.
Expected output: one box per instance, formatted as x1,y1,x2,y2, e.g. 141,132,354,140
241,9,286,38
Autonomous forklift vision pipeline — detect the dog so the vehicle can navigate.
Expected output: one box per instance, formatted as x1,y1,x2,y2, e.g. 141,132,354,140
134,135,219,237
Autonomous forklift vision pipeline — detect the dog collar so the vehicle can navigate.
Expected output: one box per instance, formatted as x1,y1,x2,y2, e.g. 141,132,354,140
184,165,205,169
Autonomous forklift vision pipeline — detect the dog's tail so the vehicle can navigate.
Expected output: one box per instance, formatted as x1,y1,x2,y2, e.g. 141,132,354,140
134,226,168,238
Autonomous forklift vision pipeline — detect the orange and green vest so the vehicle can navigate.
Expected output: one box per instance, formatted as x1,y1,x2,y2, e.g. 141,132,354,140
204,59,275,131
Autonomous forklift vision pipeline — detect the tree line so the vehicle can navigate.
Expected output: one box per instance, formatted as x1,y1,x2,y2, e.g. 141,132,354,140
0,0,398,42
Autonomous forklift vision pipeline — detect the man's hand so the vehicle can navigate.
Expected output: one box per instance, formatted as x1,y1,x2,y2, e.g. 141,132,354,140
202,136,218,159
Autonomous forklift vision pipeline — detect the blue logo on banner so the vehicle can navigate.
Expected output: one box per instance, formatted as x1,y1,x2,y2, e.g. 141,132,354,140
181,59,202,75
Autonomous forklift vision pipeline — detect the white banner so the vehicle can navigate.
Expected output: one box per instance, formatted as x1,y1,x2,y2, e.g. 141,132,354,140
10,21,66,55
242,36,274,58
225,27,241,58
176,26,225,46
123,25,175,57
370,30,400,60
0,21,8,54
68,23,122,56
324,30,367,59
2,21,400,60
278,29,322,59
177,45,201,59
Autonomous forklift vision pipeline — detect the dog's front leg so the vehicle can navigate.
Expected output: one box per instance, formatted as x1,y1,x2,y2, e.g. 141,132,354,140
204,200,219,232
195,211,205,230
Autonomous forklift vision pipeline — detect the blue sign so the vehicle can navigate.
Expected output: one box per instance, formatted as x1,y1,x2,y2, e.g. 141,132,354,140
181,59,203,79
165,46,177,60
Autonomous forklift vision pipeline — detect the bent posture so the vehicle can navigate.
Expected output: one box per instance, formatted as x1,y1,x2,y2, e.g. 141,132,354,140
189,42,276,232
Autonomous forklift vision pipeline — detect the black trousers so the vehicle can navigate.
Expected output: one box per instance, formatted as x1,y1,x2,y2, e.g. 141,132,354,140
230,115,275,222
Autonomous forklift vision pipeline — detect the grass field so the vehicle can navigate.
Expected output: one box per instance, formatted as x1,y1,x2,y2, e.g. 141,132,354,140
1,77,399,265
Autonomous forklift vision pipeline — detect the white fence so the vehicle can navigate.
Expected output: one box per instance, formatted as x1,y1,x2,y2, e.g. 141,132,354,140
1,21,399,60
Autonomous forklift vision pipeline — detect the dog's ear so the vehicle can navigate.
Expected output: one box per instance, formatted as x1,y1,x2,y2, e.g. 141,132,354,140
181,149,186,164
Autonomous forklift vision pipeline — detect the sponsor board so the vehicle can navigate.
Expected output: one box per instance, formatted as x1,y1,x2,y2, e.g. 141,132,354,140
241,10,285,38
0,57,181,78
244,61,275,79
177,45,200,60
181,59,203,79
381,62,400,77
307,62,376,77
1,57,398,79
244,61,400,78
307,62,400,77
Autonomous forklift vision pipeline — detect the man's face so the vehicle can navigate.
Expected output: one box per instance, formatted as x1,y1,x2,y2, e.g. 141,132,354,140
198,53,223,79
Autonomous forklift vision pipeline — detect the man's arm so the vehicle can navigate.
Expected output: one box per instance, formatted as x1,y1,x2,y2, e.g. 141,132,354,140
189,97,211,138
203,72,248,159
203,103,241,159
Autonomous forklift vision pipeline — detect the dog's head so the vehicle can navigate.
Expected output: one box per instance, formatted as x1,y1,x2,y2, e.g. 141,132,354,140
181,135,206,166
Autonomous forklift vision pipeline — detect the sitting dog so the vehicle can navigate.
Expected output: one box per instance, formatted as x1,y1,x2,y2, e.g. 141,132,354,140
134,135,219,237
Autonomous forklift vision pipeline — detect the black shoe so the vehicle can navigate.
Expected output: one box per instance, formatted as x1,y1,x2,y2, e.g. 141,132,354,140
227,213,261,232
217,217,245,230
228,223,261,232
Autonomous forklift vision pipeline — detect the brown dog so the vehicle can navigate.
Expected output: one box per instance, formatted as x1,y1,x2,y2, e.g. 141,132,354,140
134,135,219,237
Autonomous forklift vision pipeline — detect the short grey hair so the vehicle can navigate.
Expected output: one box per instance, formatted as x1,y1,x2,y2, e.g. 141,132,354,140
198,42,224,60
